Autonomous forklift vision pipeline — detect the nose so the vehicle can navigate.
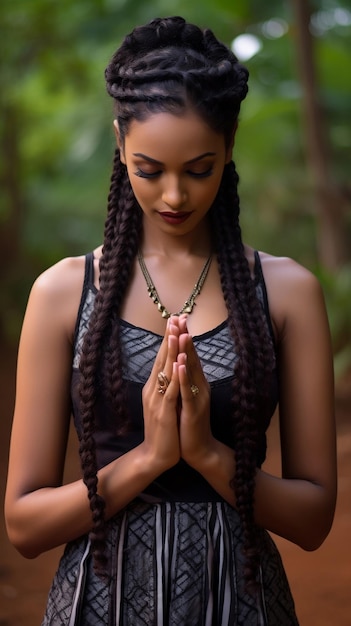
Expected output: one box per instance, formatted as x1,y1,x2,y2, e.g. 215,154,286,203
161,175,187,210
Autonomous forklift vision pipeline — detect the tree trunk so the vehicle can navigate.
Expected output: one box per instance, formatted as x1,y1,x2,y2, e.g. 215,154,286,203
0,105,23,271
0,104,25,344
291,0,349,269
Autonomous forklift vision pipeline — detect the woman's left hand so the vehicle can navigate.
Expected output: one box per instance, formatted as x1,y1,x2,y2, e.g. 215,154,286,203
169,316,214,471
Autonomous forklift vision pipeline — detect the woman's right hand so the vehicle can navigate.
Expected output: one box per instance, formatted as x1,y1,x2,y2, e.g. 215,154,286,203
141,319,181,473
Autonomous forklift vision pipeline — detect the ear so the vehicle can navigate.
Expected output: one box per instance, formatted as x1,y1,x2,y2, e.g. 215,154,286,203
113,120,125,163
225,121,238,163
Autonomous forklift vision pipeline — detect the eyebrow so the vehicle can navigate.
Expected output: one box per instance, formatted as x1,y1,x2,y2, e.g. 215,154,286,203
132,152,216,165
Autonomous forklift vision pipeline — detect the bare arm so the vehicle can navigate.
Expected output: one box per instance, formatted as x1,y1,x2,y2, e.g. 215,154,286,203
5,259,180,558
257,259,337,549
177,258,337,550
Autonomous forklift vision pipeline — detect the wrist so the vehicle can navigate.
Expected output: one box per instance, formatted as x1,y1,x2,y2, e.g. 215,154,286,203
185,439,219,475
184,439,237,507
137,442,178,477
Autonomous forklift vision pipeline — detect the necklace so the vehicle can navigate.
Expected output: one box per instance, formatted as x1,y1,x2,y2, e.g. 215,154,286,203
137,250,212,319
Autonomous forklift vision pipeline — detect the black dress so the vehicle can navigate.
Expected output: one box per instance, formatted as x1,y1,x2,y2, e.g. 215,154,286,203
42,252,299,625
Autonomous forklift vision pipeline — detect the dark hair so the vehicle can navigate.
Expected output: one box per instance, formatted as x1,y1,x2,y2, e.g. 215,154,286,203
78,16,274,590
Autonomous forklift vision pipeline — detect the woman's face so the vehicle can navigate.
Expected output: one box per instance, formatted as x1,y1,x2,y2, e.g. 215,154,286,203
116,110,233,236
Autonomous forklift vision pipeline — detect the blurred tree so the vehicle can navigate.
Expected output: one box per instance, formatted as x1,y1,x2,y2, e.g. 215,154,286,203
292,0,349,269
0,0,350,365
0,0,136,339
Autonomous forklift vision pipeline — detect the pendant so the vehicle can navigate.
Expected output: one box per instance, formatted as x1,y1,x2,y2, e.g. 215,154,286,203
183,304,194,314
138,250,212,321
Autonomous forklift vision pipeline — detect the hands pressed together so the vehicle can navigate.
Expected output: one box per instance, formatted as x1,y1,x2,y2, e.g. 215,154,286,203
142,315,214,475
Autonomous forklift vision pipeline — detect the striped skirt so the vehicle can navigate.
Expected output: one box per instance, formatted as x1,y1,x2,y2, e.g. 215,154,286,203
42,500,298,625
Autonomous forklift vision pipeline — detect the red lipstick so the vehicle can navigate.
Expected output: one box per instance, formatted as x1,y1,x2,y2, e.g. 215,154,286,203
159,212,191,225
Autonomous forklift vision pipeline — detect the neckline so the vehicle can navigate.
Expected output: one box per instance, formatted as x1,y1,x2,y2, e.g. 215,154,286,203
86,283,228,340
119,316,229,341
85,250,265,341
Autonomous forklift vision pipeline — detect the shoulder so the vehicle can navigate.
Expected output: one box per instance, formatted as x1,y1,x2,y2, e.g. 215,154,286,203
258,250,319,288
252,249,327,341
246,245,320,293
31,255,88,307
26,254,90,341
33,254,86,290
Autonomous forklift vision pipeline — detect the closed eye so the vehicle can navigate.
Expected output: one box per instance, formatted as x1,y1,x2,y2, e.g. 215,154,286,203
134,166,214,179
187,167,213,178
134,168,161,179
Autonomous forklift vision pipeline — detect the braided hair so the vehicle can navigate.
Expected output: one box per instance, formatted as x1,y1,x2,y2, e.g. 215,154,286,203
78,16,275,589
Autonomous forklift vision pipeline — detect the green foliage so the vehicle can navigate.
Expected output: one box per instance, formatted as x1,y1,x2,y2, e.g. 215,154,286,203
317,265,351,379
1,0,350,363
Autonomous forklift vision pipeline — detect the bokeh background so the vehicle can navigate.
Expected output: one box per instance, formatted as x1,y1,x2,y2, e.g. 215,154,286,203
1,1,350,624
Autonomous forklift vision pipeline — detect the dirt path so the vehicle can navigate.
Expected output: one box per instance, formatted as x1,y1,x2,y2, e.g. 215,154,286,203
1,348,350,625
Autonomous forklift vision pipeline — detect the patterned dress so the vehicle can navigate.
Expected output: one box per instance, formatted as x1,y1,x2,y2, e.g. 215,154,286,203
42,252,299,625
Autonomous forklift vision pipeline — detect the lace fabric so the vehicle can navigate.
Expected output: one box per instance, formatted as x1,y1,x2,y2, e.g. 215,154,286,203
73,288,237,384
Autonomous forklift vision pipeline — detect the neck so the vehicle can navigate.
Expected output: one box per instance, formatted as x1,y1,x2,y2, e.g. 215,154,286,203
137,248,213,319
141,215,212,259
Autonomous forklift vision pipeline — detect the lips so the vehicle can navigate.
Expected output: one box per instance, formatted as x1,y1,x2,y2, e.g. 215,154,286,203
158,211,192,224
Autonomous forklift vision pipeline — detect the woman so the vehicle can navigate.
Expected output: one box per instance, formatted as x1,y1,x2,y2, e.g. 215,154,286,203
5,16,336,625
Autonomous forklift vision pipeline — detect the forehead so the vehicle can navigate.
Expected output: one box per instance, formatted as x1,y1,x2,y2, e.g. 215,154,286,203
124,111,226,159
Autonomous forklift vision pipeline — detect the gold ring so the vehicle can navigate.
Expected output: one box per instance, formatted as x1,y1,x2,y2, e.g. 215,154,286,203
157,371,169,395
190,384,199,397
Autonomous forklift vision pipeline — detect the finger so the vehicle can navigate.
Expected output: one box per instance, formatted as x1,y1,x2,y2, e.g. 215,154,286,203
177,314,188,334
156,360,180,406
167,361,180,400
177,357,205,410
149,320,179,386
150,331,180,400
167,314,188,337
178,333,204,385
177,358,196,404
165,334,179,380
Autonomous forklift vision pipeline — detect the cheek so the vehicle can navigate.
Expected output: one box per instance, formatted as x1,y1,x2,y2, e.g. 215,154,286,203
129,179,155,208
200,177,222,206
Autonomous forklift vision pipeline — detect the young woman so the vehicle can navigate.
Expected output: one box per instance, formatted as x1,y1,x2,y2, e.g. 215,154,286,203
5,16,336,625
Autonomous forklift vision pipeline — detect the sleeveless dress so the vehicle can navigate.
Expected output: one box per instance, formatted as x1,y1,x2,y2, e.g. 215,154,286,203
42,252,299,626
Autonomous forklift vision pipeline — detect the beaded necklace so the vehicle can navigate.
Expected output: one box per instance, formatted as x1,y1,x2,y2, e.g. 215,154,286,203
137,250,212,319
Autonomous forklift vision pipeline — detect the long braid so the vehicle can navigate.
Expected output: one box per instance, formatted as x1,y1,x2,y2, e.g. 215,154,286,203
77,153,122,573
210,162,275,588
79,148,141,573
100,164,142,423
78,16,275,589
